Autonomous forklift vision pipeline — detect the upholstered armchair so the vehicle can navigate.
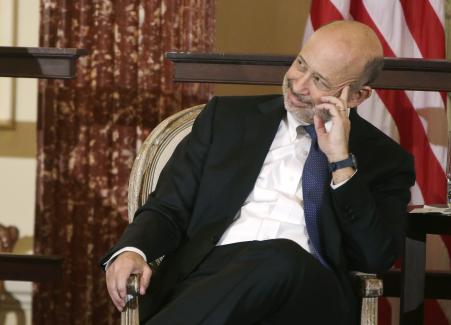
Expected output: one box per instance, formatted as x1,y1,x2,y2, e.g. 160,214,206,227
121,104,383,325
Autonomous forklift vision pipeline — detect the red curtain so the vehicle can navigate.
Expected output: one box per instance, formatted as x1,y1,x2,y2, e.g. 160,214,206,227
33,1,215,323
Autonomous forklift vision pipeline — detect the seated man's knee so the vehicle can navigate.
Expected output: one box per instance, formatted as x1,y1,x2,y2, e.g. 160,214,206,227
260,239,313,279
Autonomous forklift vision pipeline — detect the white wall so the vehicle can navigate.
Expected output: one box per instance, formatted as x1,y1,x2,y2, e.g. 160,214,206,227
0,1,40,324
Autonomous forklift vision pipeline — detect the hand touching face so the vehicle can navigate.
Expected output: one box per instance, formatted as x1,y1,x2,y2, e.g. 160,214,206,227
313,85,351,163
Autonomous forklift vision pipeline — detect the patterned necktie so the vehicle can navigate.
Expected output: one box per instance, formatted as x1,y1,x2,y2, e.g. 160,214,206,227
301,124,329,266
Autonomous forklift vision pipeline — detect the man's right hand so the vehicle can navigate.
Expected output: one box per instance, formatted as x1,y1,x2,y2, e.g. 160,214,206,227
106,251,152,311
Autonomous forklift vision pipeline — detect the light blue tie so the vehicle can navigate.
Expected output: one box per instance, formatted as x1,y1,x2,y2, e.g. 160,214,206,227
301,125,329,266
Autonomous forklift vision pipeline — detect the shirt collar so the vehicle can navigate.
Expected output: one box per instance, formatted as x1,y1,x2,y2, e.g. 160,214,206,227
286,111,303,142
286,110,348,141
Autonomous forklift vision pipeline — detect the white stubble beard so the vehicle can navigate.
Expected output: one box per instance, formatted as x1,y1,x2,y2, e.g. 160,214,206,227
282,75,332,124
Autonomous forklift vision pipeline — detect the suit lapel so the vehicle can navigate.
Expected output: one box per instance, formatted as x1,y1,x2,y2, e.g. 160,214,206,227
231,97,286,211
198,96,285,223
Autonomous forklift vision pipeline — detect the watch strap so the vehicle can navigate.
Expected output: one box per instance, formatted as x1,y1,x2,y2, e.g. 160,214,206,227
328,153,357,172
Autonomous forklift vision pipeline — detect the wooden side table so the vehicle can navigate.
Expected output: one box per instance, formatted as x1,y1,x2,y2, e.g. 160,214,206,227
0,46,88,79
382,207,451,325
0,253,62,282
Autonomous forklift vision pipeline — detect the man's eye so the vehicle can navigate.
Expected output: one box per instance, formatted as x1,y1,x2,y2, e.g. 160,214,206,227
297,61,307,71
314,77,329,90
313,76,323,85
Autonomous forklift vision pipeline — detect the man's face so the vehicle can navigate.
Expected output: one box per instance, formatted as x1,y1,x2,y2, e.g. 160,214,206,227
282,36,361,123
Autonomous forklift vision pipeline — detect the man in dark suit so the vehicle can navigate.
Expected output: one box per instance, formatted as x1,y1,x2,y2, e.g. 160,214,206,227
102,21,415,324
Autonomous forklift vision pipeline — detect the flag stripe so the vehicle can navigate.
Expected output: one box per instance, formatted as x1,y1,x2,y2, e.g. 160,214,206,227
310,0,343,29
357,92,400,142
425,300,450,325
362,0,449,111
378,297,392,324
429,0,446,26
349,0,446,204
376,90,446,203
400,0,446,59
362,0,447,107
329,0,352,19
359,0,421,58
400,0,448,105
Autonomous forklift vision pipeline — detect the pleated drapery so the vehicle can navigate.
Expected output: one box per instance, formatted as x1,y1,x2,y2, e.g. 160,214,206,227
33,1,215,323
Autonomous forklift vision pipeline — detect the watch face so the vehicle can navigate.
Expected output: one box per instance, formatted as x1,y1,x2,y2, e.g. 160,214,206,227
351,153,357,169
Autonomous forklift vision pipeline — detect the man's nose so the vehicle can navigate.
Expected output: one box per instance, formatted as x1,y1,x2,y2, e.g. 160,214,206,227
291,73,310,94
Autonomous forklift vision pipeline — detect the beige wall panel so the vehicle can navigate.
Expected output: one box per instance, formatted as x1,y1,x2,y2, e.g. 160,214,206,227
215,0,311,54
15,79,38,122
0,122,36,157
0,157,36,236
0,0,15,44
214,0,311,96
15,0,40,122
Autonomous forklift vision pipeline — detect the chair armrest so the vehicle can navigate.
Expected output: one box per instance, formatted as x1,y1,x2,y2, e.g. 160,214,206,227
120,259,161,325
352,273,382,325
352,272,383,297
121,274,140,325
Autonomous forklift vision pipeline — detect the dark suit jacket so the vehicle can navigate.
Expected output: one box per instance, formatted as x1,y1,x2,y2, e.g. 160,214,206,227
101,95,415,324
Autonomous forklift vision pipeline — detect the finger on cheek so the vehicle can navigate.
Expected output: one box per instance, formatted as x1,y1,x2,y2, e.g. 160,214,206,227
340,85,350,101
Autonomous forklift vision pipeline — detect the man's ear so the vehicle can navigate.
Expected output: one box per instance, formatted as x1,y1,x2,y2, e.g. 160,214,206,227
348,86,372,108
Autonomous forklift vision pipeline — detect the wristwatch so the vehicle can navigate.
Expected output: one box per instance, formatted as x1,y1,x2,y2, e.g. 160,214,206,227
328,153,357,172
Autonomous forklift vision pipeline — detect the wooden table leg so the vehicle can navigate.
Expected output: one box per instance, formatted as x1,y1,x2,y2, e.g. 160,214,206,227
400,230,426,325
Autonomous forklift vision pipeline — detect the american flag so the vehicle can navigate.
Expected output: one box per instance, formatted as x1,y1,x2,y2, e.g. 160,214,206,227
303,1,449,324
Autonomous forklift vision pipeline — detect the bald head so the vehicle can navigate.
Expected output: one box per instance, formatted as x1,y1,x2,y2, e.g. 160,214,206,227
305,20,384,89
314,20,383,58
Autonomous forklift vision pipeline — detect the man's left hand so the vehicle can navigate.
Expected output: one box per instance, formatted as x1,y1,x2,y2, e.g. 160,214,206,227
314,85,356,184
314,85,351,163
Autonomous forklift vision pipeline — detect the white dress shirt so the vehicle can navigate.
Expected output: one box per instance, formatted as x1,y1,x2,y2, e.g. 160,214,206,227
217,112,313,252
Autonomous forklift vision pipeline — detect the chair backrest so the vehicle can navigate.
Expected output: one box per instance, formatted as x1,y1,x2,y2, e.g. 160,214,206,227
127,104,205,222
123,104,204,325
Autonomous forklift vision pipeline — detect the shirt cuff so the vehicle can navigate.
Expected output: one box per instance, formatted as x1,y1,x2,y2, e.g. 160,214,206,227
330,169,358,189
103,247,147,270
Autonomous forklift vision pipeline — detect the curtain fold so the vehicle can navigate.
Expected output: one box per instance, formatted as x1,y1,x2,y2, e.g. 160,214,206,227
33,1,215,323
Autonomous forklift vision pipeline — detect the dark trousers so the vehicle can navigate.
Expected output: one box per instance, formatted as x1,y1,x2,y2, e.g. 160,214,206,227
145,239,347,325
